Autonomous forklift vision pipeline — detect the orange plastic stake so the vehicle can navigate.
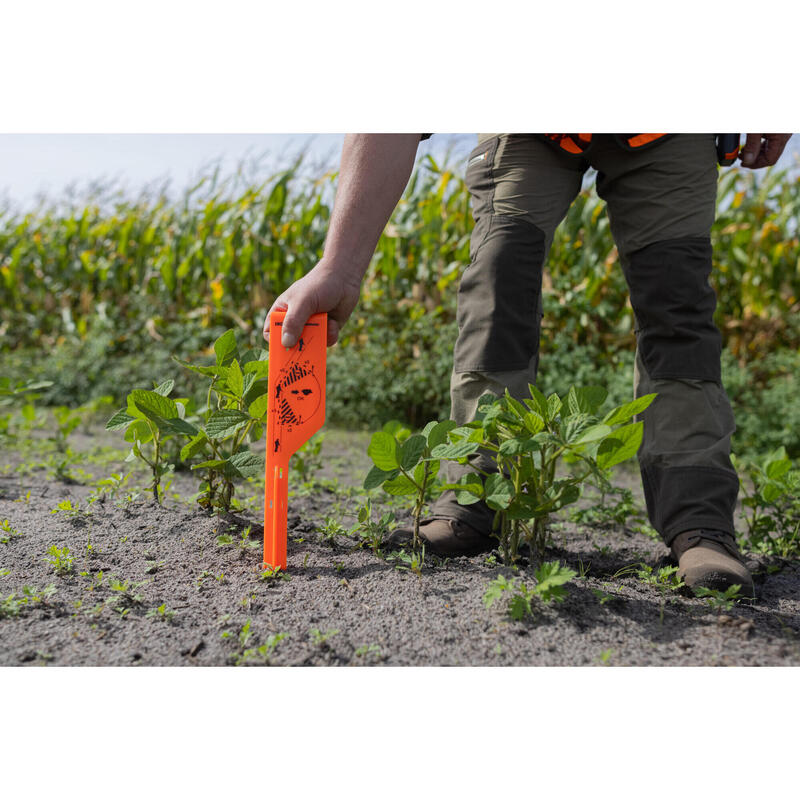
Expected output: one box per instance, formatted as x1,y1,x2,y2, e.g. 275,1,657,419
264,310,327,569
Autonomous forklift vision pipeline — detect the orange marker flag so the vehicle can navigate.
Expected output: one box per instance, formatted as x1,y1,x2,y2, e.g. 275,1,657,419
264,310,327,570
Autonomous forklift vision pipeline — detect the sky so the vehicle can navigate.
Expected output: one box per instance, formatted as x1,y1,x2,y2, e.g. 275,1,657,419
2,133,798,213
0,133,477,211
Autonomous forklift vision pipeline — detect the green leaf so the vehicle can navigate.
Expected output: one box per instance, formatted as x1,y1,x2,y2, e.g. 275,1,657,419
474,392,499,419
414,459,439,484
227,359,244,397
125,419,153,444
161,417,200,436
180,431,209,461
172,356,222,377
506,494,549,520
368,431,400,470
762,482,786,504
228,451,264,479
571,423,612,446
566,385,607,416
153,379,175,397
381,420,408,438
129,389,179,428
427,419,458,449
205,409,251,439
248,393,270,420
596,422,643,469
765,457,792,481
547,393,563,421
498,437,539,457
214,329,238,367
508,594,531,620
243,358,270,379
533,561,576,604
192,459,228,471
526,384,549,420
443,473,484,505
483,575,513,609
106,408,135,431
364,465,398,491
523,411,544,435
383,473,418,496
484,473,514,511
400,434,427,470
421,420,438,440
602,393,657,426
430,441,480,460
504,391,527,420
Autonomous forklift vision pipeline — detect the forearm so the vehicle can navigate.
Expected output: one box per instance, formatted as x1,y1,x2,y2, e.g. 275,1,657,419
323,133,421,282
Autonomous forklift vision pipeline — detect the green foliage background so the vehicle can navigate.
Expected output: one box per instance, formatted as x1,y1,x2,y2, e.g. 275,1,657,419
1,152,799,458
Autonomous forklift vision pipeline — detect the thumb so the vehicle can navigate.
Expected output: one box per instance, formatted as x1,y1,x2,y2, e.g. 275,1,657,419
740,134,763,166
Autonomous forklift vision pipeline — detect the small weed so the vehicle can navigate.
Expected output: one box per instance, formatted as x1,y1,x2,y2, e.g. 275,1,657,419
258,566,291,584
146,603,176,623
236,525,258,551
239,619,254,648
0,584,56,619
309,628,340,647
49,499,84,519
144,559,165,574
695,584,744,613
483,562,577,620
45,545,74,575
317,516,347,546
636,564,685,624
0,519,22,544
235,632,288,666
591,587,614,605
595,648,615,665
355,643,382,659
349,498,395,555
386,546,426,577
13,490,32,505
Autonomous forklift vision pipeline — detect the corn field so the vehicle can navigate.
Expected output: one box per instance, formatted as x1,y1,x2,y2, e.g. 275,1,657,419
1,153,798,363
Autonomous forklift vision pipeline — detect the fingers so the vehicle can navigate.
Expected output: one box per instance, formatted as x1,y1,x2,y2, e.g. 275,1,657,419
740,134,792,168
280,292,316,348
262,299,288,342
764,134,791,166
327,318,341,347
739,134,764,167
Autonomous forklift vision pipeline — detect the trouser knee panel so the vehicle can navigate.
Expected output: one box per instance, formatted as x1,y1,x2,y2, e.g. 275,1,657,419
454,214,545,373
624,237,721,381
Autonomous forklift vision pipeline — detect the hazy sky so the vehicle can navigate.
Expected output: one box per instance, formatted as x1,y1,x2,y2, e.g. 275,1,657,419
0,133,477,210
2,133,797,211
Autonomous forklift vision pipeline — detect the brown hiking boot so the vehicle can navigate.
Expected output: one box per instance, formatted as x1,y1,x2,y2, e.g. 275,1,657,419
670,529,754,597
383,517,494,556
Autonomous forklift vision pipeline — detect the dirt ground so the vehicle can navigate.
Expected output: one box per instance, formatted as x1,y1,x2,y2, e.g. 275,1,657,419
1,425,799,667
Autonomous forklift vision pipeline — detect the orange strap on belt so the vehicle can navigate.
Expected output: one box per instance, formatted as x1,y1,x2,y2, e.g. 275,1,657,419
263,310,327,569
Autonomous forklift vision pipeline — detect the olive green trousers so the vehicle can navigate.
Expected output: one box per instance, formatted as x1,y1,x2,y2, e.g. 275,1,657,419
432,134,739,546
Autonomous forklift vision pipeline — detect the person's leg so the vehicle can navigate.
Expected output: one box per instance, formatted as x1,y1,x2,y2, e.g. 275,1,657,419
430,134,585,533
591,134,751,591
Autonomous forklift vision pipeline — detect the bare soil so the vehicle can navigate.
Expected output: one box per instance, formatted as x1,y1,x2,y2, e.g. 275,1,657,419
1,426,799,667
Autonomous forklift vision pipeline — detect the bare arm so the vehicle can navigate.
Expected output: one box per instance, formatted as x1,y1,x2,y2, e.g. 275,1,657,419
264,133,422,347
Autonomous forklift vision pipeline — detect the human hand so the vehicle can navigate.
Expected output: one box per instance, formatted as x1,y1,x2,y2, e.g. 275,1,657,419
263,258,362,348
739,134,792,168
